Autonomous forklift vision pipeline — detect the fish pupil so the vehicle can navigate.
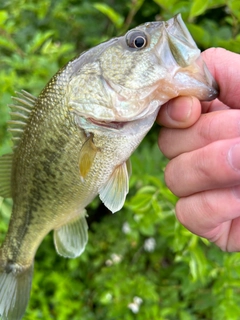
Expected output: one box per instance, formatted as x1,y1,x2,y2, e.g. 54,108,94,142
134,36,145,48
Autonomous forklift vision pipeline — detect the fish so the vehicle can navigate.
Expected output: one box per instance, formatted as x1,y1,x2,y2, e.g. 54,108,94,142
0,14,218,320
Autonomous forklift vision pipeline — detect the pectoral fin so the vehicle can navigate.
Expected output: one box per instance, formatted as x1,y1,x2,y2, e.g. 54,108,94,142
99,161,130,213
0,154,13,198
54,211,88,258
79,134,98,181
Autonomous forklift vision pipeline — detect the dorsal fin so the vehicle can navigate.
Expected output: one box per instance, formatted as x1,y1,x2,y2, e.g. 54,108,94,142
8,90,36,148
0,154,13,198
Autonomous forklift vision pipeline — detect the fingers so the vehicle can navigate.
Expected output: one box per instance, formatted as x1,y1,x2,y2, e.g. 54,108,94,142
164,138,240,197
175,187,240,252
159,109,240,159
201,98,229,113
201,48,240,110
156,96,201,128
158,48,240,252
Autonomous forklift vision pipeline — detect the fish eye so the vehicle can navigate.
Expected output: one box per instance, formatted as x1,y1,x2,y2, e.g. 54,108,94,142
126,31,148,49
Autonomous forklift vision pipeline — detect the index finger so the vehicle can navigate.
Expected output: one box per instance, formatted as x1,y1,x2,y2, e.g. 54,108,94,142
201,48,240,112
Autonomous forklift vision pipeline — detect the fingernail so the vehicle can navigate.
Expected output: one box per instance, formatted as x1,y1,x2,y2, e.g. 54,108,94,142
228,143,240,171
167,96,193,122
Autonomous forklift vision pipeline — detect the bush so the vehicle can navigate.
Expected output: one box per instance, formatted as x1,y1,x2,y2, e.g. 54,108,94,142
1,1,240,319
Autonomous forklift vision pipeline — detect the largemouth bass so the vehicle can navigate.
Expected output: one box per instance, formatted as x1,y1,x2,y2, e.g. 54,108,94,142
0,14,218,320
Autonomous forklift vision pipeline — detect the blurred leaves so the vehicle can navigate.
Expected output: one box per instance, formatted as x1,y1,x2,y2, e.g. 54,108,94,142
93,3,124,29
189,0,210,19
0,0,240,319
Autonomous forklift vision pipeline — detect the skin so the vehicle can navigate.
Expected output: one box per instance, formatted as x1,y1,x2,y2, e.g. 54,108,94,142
157,48,240,252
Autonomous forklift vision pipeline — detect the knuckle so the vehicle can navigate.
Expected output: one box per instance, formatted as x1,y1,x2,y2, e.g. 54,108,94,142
158,128,173,158
200,191,217,219
175,192,216,233
198,111,240,146
164,161,177,194
194,147,212,182
197,114,219,145
175,199,187,227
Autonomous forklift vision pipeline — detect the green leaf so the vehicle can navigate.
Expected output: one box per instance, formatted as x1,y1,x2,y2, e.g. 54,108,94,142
153,0,177,11
129,193,153,212
189,0,209,19
27,31,55,54
228,0,240,20
0,36,19,52
187,23,209,47
0,10,8,26
93,3,124,29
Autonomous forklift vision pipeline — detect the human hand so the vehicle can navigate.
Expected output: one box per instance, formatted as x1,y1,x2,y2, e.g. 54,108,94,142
157,48,240,251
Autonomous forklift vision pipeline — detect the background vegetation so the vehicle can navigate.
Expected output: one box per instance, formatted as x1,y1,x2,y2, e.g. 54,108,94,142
1,0,240,319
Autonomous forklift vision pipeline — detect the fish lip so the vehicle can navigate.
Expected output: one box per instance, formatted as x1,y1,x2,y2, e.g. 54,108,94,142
202,83,219,101
205,78,219,101
200,60,219,101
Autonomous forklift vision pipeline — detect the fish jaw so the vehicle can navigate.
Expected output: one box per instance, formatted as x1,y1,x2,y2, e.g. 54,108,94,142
153,14,219,101
169,57,219,101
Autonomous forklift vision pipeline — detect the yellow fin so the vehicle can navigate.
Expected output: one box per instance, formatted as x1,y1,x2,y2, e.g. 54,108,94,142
54,210,88,258
0,154,13,198
79,134,98,181
99,161,130,213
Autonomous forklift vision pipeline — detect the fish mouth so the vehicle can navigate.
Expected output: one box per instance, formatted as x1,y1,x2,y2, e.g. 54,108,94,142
153,14,219,102
201,62,219,100
87,100,161,130
89,117,125,129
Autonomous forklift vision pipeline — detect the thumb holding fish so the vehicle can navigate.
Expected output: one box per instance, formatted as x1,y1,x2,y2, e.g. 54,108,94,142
157,47,240,251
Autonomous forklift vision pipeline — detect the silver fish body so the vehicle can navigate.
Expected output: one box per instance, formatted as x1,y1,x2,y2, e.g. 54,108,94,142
0,14,218,320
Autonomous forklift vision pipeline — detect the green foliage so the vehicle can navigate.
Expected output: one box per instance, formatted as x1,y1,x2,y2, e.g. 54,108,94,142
0,0,240,319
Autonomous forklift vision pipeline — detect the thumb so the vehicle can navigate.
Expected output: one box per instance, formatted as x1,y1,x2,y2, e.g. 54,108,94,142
202,48,240,110
156,96,201,128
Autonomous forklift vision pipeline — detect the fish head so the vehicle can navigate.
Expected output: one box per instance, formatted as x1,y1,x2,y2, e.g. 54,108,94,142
68,14,218,126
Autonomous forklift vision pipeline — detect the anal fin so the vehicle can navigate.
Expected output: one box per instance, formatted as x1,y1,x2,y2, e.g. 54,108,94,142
54,210,88,258
99,161,130,214
0,154,13,198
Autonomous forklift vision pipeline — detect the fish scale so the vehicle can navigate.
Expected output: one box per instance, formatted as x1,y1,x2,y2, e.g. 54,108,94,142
0,14,218,320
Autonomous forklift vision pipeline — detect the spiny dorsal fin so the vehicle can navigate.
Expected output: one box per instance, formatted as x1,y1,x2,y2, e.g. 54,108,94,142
8,90,37,148
99,161,130,213
0,154,13,198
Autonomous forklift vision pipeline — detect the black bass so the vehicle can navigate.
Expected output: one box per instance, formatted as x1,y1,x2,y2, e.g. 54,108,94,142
0,14,218,320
